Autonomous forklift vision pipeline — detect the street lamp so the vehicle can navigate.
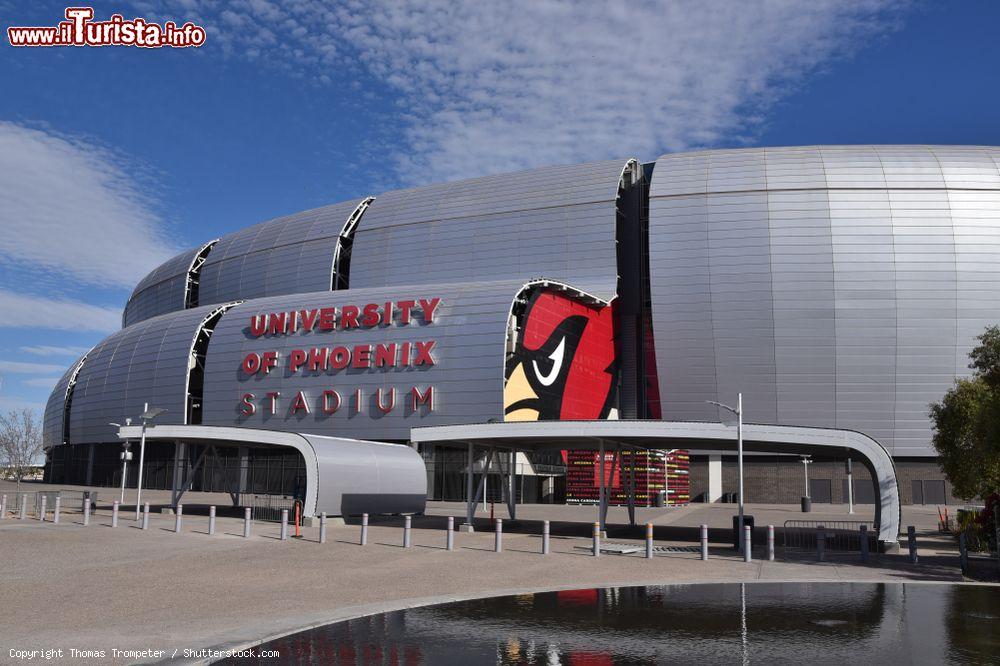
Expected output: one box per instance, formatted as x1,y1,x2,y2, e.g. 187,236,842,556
108,422,132,503
134,403,167,520
707,393,744,553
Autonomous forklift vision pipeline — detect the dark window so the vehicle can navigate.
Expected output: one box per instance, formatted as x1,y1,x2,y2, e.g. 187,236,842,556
809,479,832,503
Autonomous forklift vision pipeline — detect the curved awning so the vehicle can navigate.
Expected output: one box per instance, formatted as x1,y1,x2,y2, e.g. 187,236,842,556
411,420,901,546
115,424,425,517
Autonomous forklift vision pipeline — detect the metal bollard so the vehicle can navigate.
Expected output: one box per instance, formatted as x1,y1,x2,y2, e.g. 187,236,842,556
700,524,709,560
53,496,61,524
645,523,654,559
959,532,969,575
542,520,550,555
592,522,601,557
19,495,27,520
112,500,119,528
817,525,825,562
319,512,327,544
243,507,252,538
404,515,412,548
767,525,775,561
83,499,91,526
744,525,752,563
860,524,869,563
39,495,47,522
174,505,183,533
142,503,150,530
446,516,454,551
208,506,216,536
280,509,289,541
361,513,369,546
1,494,6,519
907,526,918,564
494,518,503,553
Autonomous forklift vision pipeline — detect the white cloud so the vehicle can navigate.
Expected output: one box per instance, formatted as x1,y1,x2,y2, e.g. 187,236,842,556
138,0,908,184
0,122,182,288
0,395,47,414
0,289,121,333
19,345,91,358
20,377,61,389
0,361,65,375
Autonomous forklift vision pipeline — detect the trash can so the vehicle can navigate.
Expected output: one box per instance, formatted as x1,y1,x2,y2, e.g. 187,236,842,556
801,496,812,513
654,490,666,507
732,514,755,549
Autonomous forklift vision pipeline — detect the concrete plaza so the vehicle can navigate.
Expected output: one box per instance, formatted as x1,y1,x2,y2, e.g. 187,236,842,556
0,481,986,665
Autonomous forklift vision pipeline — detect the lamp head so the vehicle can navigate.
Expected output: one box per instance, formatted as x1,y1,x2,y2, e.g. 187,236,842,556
141,406,167,421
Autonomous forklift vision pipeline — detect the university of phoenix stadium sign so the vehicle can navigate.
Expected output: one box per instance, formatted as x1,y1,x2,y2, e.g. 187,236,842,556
237,298,440,418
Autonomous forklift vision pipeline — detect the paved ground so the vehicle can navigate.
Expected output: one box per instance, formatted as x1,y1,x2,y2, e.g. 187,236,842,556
0,482,988,665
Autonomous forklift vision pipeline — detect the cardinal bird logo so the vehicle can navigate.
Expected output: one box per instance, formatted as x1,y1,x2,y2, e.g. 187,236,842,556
504,289,617,421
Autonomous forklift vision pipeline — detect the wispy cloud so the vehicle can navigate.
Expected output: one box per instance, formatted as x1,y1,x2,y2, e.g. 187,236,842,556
20,377,62,389
0,122,182,288
138,0,908,184
0,289,121,333
20,345,91,358
0,361,66,374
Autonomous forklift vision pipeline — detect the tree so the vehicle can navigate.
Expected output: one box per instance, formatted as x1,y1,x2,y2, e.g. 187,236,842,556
930,326,1000,500
0,408,43,492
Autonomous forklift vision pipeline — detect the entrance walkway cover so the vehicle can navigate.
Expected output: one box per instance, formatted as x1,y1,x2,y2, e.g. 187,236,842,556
411,420,901,546
116,424,426,517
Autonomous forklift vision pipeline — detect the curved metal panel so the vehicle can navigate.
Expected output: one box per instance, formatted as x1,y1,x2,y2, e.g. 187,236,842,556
42,353,89,448
116,424,320,517
113,424,425,517
305,433,426,515
409,419,900,546
649,145,1000,458
348,159,631,293
123,246,202,327
199,281,536,441
67,305,233,445
197,198,370,307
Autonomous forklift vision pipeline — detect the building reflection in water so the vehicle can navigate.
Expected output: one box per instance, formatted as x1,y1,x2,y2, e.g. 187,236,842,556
220,583,998,665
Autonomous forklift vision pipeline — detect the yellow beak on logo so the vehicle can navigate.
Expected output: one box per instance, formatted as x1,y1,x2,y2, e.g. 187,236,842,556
503,361,540,421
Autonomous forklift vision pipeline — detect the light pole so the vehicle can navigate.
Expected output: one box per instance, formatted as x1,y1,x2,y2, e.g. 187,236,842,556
801,455,812,496
708,393,744,553
134,403,167,520
109,422,131,503
846,457,854,514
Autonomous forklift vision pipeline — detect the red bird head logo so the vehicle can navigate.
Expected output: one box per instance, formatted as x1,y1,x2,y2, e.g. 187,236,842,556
504,289,617,421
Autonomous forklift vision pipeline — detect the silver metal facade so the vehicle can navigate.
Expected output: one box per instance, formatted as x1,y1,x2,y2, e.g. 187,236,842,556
198,281,539,441
122,245,203,327
348,159,629,292
197,198,369,307
64,304,235,445
41,353,87,447
649,146,1000,457
411,419,901,545
115,424,427,517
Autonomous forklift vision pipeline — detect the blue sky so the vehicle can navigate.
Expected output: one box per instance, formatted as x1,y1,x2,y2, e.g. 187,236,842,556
0,0,998,413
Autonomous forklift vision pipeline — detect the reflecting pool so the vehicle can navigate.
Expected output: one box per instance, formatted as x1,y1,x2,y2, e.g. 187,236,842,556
224,583,999,665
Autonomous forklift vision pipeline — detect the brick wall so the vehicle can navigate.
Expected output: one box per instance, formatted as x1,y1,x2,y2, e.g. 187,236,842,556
689,455,963,505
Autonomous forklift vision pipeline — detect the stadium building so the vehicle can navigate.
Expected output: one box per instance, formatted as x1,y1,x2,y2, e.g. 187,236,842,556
42,146,1000,542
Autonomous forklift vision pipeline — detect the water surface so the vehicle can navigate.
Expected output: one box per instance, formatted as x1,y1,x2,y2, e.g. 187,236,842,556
225,583,999,665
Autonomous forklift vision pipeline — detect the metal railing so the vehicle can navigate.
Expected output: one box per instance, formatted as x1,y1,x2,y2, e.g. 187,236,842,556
1,490,97,517
781,520,878,555
241,494,296,523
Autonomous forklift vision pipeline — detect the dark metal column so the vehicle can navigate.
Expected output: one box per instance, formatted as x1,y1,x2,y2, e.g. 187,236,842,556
507,449,517,520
